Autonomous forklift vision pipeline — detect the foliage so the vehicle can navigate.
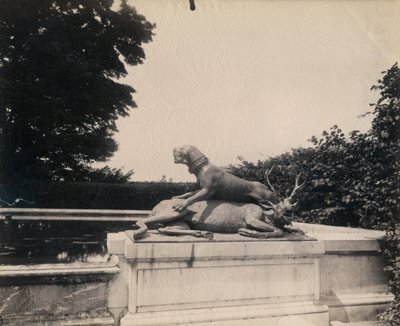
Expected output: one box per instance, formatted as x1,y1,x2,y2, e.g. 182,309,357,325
380,225,400,326
78,166,134,183
0,181,197,210
226,63,400,325
371,63,400,326
0,0,154,183
226,68,399,230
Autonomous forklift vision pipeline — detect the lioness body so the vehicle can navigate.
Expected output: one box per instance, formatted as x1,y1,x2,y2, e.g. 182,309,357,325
197,163,274,203
172,145,278,212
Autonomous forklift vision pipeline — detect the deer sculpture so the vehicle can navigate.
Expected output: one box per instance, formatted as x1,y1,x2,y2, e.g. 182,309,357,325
132,146,305,240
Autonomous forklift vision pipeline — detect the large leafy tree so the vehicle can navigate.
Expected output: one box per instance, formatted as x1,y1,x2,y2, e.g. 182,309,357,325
0,0,154,182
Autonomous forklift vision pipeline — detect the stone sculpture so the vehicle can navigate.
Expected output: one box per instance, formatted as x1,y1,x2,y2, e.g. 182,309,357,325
132,145,304,240
133,198,292,240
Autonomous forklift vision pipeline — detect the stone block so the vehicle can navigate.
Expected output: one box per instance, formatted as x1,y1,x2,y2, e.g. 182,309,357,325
107,232,325,325
107,232,129,255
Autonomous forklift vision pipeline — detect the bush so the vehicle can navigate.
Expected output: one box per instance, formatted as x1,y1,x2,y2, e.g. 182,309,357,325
225,63,400,326
0,181,197,210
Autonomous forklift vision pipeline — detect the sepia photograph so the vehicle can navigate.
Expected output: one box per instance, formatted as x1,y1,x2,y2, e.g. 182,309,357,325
0,0,399,325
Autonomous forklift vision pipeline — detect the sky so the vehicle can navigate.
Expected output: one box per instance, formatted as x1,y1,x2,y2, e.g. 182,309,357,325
103,0,400,182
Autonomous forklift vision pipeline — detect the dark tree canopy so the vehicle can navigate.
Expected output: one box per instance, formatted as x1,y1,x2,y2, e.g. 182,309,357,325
0,0,155,182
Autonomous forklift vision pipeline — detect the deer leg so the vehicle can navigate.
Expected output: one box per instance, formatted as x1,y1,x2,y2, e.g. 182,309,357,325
131,210,185,240
284,224,305,235
239,217,284,238
159,222,214,239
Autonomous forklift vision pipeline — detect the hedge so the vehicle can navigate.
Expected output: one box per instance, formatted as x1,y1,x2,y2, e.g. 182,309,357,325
0,181,197,210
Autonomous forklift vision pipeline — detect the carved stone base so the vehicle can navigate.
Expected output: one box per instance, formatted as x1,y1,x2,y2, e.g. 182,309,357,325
107,224,392,325
108,231,325,325
121,301,329,326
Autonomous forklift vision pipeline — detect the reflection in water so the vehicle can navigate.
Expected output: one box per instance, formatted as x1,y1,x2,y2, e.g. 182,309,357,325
0,220,137,265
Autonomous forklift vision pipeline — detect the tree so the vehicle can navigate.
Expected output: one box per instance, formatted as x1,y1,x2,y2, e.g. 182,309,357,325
0,0,155,183
371,63,400,326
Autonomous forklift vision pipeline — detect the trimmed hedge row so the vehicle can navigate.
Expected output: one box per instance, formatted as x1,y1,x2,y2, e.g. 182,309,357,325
0,181,197,210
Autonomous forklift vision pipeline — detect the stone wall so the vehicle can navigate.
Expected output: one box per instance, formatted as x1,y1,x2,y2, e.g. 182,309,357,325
294,223,393,323
0,258,119,325
0,208,393,325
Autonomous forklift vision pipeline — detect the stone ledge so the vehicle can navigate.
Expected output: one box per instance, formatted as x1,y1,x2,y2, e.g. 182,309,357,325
323,293,392,323
293,223,385,254
131,241,325,261
293,223,385,239
0,207,150,221
2,315,115,326
121,301,329,326
0,257,120,285
322,293,394,308
330,321,382,326
109,231,324,261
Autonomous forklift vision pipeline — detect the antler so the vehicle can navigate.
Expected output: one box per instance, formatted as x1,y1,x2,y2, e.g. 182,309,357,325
264,164,281,198
261,161,305,221
287,160,305,200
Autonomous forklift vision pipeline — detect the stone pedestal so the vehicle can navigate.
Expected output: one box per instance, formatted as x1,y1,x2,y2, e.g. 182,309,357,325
107,231,328,326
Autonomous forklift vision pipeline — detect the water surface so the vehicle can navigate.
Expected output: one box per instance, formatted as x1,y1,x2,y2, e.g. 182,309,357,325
0,220,136,265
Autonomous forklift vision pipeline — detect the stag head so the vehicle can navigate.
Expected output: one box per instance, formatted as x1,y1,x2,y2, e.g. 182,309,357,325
261,162,305,223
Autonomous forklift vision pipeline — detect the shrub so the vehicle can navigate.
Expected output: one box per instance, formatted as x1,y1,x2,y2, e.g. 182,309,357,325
0,181,197,210
225,63,400,325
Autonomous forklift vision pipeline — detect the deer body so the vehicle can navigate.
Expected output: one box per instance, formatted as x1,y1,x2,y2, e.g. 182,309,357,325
133,199,285,240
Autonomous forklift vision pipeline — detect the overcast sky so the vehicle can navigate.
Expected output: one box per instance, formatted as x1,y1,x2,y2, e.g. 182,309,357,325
104,0,400,182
